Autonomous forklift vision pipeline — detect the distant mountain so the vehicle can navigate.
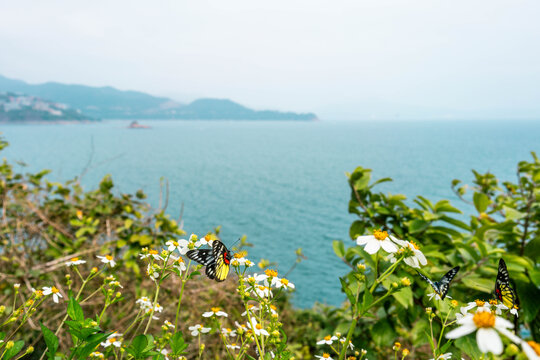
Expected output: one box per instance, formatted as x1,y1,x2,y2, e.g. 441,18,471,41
0,75,317,121
0,92,94,122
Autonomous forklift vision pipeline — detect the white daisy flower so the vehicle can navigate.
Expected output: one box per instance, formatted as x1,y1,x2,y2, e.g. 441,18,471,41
356,229,399,255
139,249,163,261
339,337,354,350
226,343,241,350
388,239,427,268
136,297,152,310
65,257,86,267
427,292,451,301
446,311,521,355
42,286,63,303
247,318,269,336
96,255,116,267
147,264,160,280
195,234,213,248
241,304,259,316
160,349,170,360
221,328,237,337
460,299,491,314
252,285,273,298
101,333,122,348
171,256,187,273
315,354,333,360
189,324,211,336
202,307,228,317
164,320,175,329
271,277,295,290
166,239,189,255
154,303,163,313
317,335,338,345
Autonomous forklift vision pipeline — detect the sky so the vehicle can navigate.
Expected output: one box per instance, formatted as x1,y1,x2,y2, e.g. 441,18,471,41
1,0,540,120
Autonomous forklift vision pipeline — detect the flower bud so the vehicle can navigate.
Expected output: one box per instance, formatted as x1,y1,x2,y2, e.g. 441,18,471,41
391,282,399,289
356,263,366,272
0,305,6,315
402,349,410,356
504,343,519,356
393,342,401,351
400,277,411,287
425,307,432,314
91,267,98,274
6,341,14,349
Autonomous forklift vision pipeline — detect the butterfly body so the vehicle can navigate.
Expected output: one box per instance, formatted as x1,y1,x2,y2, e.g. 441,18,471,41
417,266,460,300
187,240,231,282
495,258,519,309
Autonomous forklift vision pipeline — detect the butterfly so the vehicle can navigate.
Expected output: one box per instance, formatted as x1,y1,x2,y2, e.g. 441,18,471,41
417,266,460,300
186,240,232,282
495,258,519,309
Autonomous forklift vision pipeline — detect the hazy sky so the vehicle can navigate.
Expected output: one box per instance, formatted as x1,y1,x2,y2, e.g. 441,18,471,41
1,0,540,119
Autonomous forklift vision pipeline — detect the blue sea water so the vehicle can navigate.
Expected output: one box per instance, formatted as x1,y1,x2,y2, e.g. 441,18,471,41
1,119,539,308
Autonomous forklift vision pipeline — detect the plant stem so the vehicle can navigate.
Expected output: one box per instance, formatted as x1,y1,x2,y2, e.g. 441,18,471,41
174,260,191,330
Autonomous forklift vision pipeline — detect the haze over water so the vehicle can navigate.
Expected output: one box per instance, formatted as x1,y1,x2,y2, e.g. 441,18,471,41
1,119,539,307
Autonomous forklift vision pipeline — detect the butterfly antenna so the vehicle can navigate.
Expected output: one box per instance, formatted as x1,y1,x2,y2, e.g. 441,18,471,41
229,237,242,251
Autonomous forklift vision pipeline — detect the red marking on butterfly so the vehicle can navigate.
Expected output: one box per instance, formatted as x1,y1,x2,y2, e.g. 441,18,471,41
223,252,230,265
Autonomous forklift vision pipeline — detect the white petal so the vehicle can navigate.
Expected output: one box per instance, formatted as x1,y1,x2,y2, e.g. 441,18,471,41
522,341,540,360
380,239,398,253
404,257,419,268
416,251,427,265
390,236,407,246
497,327,521,344
446,323,477,339
364,240,381,254
356,235,373,245
477,328,502,354
494,317,514,330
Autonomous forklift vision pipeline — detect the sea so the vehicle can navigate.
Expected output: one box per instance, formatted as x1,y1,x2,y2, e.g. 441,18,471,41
1,119,539,308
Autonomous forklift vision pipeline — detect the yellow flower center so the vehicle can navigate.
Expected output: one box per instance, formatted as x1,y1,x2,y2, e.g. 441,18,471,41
527,341,540,355
108,338,116,343
51,286,60,294
265,269,278,277
394,342,401,349
402,349,410,356
204,234,211,241
451,300,459,307
489,299,498,305
322,354,330,359
256,324,262,330
105,255,113,261
373,229,388,241
231,343,237,346
234,251,247,258
226,328,232,332
211,307,221,313
35,290,44,297
475,299,486,306
280,279,289,286
270,305,277,310
70,257,80,262
176,257,184,263
324,335,332,341
409,241,420,250
473,311,495,328
149,250,158,255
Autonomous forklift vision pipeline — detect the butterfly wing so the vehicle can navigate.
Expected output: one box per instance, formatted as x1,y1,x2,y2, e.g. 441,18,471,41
205,261,217,280
436,266,460,300
416,271,441,294
495,259,518,308
212,240,230,282
186,249,214,266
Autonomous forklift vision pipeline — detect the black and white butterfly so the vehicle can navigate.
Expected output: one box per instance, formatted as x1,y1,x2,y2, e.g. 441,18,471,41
186,240,232,282
417,266,460,300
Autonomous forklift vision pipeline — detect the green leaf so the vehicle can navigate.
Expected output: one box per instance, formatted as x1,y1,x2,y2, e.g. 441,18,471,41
2,340,24,360
332,240,345,258
455,334,482,359
340,277,355,306
127,334,148,358
473,192,490,213
170,332,188,355
349,220,365,240
516,279,540,323
503,206,526,221
461,276,494,293
68,296,84,322
372,319,396,347
40,322,59,360
408,219,429,234
391,287,413,309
